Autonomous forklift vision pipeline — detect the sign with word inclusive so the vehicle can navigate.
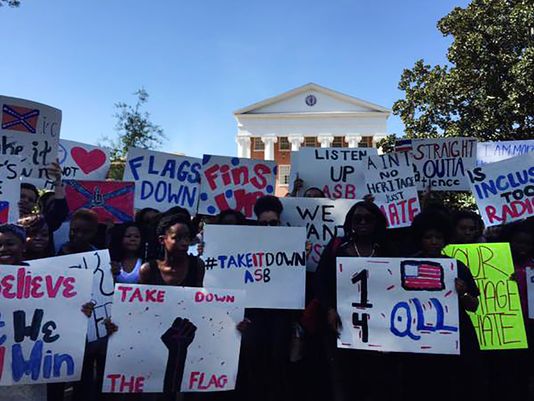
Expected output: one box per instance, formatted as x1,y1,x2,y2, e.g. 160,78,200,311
198,155,277,219
444,243,528,350
64,180,135,223
0,96,61,181
477,140,534,166
467,153,534,227
0,266,93,385
290,147,378,199
364,151,420,228
337,257,460,354
395,137,476,191
0,155,21,223
123,147,201,214
103,285,244,394
280,197,358,272
203,225,306,309
30,250,114,343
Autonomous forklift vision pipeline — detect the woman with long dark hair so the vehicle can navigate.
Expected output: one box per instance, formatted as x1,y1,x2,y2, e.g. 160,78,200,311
109,222,145,284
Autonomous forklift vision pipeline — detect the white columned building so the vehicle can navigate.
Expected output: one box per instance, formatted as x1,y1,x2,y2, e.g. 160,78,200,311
234,83,391,195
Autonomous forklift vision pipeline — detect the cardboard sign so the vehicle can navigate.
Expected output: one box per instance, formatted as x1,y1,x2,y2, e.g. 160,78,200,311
527,267,534,320
290,148,378,199
64,180,135,223
477,140,534,166
444,243,528,350
123,147,201,214
103,285,244,394
467,153,534,227
29,250,114,342
337,257,460,354
364,152,421,228
0,96,61,180
280,197,358,272
198,155,277,219
203,225,306,309
0,266,92,385
395,137,477,191
0,155,21,223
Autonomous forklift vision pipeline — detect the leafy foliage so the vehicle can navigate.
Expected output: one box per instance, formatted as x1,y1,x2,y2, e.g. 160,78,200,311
0,0,21,7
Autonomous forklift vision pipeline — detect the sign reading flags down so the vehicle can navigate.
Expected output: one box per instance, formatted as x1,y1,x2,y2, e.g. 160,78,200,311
395,137,477,191
103,285,244,394
0,266,93,385
364,151,421,228
444,243,528,350
64,180,135,223
29,250,114,343
0,155,21,223
280,197,358,272
290,147,378,199
337,257,460,354
467,153,534,227
198,155,277,219
123,147,202,214
0,95,61,180
203,225,306,309
477,140,534,166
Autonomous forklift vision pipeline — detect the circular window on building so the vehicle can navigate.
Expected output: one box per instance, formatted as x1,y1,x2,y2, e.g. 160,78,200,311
305,94,317,106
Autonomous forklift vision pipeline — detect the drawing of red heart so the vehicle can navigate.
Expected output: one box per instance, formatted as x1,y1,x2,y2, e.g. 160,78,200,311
70,147,107,175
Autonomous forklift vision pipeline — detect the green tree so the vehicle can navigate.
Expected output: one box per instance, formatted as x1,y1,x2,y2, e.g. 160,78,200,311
0,0,20,6
393,0,534,140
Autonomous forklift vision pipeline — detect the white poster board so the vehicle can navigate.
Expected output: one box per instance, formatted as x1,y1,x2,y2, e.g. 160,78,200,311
526,267,534,320
468,152,534,227
29,250,114,342
123,147,202,214
0,155,21,222
337,257,460,354
477,140,534,166
203,225,306,309
0,266,92,385
102,285,244,394
0,96,61,181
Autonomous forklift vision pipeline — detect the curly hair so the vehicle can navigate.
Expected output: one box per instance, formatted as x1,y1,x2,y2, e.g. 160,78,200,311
156,214,195,238
410,210,454,247
253,195,283,218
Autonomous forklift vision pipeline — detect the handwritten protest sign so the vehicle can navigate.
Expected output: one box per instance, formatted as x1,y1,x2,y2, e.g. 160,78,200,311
395,137,477,191
280,197,357,271
527,267,534,320
337,257,460,354
0,266,92,385
364,152,420,228
467,153,534,227
290,148,378,199
203,225,306,309
198,155,277,219
0,155,21,223
444,243,528,350
64,180,134,223
103,285,244,394
30,250,114,343
477,140,534,166
0,96,61,180
123,147,201,214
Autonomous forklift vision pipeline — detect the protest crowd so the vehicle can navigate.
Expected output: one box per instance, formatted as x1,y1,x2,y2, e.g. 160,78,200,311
0,96,533,401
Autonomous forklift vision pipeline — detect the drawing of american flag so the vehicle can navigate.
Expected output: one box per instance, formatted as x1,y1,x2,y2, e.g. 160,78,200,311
1,105,40,133
395,139,413,152
401,261,444,291
0,201,9,224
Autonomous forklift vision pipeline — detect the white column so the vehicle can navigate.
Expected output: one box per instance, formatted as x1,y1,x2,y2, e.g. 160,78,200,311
236,136,251,158
344,134,362,148
288,135,304,151
261,136,278,160
318,135,334,148
372,134,388,154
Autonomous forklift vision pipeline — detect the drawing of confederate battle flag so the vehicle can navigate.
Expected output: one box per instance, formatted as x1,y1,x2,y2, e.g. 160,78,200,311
64,180,135,223
1,104,40,133
0,201,9,224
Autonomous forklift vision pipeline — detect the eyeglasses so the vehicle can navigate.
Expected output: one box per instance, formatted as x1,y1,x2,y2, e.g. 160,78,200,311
258,220,280,226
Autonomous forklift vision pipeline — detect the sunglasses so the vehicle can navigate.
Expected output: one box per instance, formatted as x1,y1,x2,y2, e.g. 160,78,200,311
258,220,280,226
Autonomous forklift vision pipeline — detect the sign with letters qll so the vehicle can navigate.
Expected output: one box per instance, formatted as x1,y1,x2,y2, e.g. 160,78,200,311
123,147,202,214
477,140,534,166
364,151,420,228
203,225,307,309
198,155,277,219
337,257,460,354
280,197,358,272
395,137,477,191
0,266,93,385
103,285,244,394
444,243,528,350
467,153,534,227
0,155,21,223
0,96,61,181
29,250,114,343
290,147,378,199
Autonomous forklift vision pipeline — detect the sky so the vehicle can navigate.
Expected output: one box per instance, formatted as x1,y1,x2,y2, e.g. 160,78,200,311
0,0,470,158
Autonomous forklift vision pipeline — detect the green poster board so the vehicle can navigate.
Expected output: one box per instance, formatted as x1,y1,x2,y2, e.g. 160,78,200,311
444,243,528,350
